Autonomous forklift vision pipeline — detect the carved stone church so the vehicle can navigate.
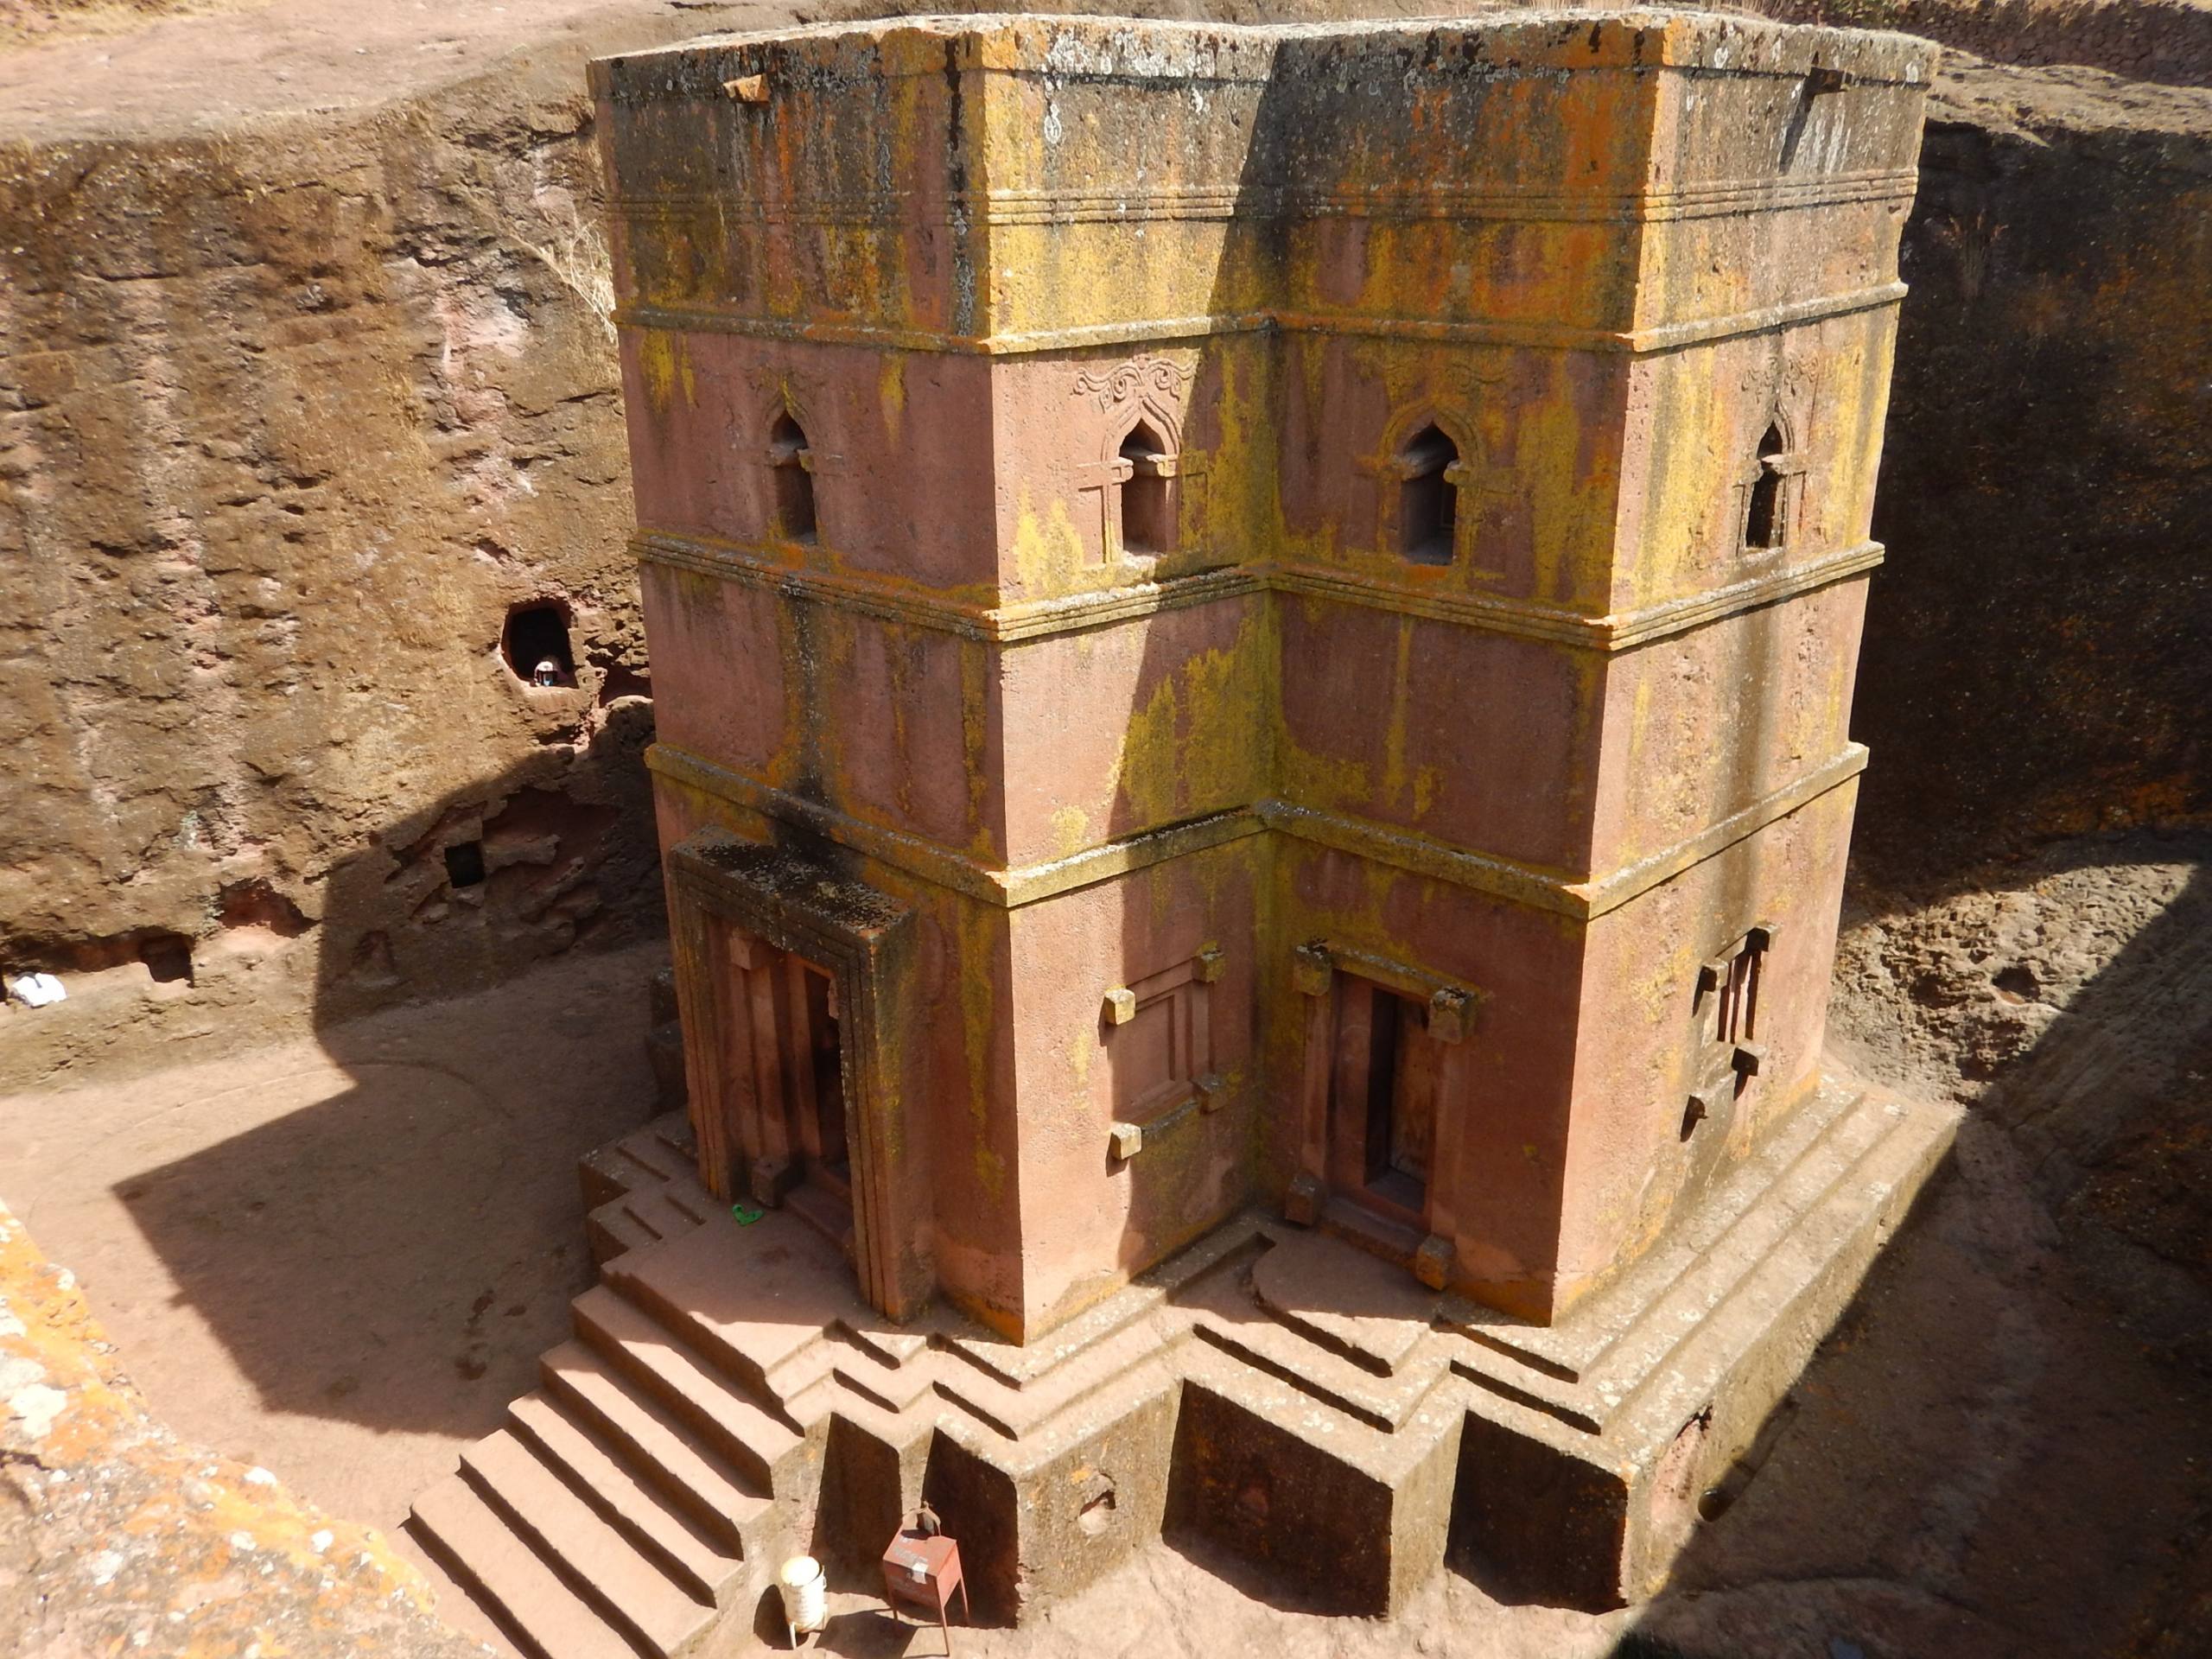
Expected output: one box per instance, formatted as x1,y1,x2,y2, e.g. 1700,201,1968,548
410,16,1958,1652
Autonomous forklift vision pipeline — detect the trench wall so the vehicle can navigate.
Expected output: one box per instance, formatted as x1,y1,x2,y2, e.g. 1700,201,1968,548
0,10,759,1086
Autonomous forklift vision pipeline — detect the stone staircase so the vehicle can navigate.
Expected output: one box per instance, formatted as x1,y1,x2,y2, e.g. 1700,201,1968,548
410,1079,1958,1643
410,1116,795,1659
577,1116,715,1267
1435,1081,1948,1446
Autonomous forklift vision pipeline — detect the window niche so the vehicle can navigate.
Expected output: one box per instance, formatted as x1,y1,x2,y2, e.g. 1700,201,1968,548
1741,421,1804,555
1682,922,1778,1140
1100,946,1227,1163
502,601,575,687
1396,424,1461,564
1117,421,1173,556
767,410,817,542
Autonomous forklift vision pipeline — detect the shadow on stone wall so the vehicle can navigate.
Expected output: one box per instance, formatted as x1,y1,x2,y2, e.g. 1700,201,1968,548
1847,69,2212,887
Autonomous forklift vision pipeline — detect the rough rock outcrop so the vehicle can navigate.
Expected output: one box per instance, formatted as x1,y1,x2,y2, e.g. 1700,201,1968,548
1852,57,2212,878
0,1198,484,1656
0,3,811,1087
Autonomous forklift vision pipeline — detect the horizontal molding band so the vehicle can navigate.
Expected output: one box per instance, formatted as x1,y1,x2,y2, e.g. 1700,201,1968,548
1271,540,1884,651
645,743,1263,906
645,741,1868,920
1584,745,1866,915
613,281,1907,360
651,744,1008,902
608,168,1916,230
634,530,1883,653
1266,744,1868,920
633,530,1263,642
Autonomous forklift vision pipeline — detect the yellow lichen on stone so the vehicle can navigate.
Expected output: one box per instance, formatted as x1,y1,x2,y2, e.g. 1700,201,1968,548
0,1204,478,1657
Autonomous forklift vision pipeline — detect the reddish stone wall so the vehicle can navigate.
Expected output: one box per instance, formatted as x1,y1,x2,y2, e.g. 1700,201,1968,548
602,14,1930,1337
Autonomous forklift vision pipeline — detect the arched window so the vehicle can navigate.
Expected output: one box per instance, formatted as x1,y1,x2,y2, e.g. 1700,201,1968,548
1118,420,1171,556
1745,423,1786,550
1398,425,1459,564
768,410,816,542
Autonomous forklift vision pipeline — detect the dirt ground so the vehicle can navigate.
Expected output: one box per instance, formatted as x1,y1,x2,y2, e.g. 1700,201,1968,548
4,831,2210,1657
0,940,670,1540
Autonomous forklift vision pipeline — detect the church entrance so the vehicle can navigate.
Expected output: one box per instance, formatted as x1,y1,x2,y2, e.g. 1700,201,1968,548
1329,976,1440,1231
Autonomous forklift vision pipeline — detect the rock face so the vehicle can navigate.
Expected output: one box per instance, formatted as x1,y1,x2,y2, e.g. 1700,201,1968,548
1853,58,2212,879
1762,0,2212,88
0,5,770,1087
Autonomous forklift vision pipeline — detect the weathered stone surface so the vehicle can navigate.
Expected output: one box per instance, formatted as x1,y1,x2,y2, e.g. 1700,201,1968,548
0,1199,484,1657
1851,56,2212,878
3,1,2202,1094
411,1074,1955,1646
0,3,813,1090
1763,0,2212,88
609,9,1932,1346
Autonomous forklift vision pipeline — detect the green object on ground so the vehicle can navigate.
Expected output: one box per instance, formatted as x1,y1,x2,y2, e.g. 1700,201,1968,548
731,1200,764,1224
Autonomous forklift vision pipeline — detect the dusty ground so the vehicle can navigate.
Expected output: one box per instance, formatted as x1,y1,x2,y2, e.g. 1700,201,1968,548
4,835,2209,1657
0,939,671,1541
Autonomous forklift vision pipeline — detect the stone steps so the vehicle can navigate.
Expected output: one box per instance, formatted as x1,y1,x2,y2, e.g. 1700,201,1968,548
1452,1081,1861,1384
942,1213,1263,1390
410,1287,787,1659
574,1284,806,1496
1611,1090,1955,1459
506,1391,743,1606
1572,1089,1898,1413
585,1201,658,1265
411,1476,640,1659
1178,1333,1459,1485
579,1112,697,1209
538,1340,767,1552
1178,1258,1447,1433
931,1308,1184,1440
609,1210,854,1405
583,1176,712,1265
820,1332,934,1414
1443,1085,1889,1433
461,1429,716,1657
412,1080,1950,1644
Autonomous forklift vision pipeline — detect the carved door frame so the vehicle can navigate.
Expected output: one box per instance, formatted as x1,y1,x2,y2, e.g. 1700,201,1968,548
1286,938,1483,1290
665,829,920,1320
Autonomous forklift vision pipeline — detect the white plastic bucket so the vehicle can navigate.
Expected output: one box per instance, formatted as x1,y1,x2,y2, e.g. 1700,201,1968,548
778,1554,827,1636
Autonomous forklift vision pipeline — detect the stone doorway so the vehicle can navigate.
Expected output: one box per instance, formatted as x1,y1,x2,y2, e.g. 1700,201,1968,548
663,830,923,1320
713,932,854,1249
1330,976,1440,1231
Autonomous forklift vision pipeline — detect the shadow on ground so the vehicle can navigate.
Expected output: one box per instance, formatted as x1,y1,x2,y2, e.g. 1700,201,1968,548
76,715,671,1487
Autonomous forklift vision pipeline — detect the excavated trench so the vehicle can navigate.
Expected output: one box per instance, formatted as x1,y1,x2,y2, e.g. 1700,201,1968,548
1,2,2206,1656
